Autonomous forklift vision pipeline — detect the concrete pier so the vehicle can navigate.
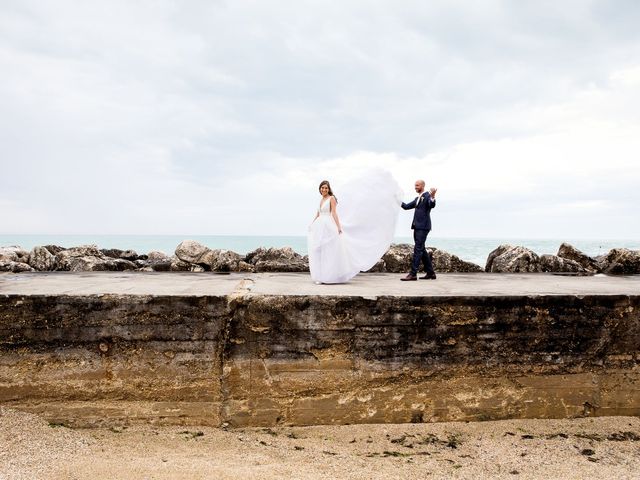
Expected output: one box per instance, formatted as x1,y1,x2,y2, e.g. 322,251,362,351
1,272,639,427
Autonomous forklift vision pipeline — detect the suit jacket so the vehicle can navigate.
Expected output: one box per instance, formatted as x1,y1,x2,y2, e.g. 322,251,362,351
401,193,436,230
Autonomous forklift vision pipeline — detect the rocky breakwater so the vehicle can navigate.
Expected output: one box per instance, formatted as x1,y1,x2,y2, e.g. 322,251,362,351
0,242,482,274
485,242,640,275
1,241,638,275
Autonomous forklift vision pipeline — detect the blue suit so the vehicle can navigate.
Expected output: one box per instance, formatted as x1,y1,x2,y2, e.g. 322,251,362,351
401,193,436,275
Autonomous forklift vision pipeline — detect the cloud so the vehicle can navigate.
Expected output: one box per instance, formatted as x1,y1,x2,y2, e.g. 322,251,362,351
0,1,639,239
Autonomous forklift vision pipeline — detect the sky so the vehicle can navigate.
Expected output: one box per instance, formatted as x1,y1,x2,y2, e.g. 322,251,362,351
1,0,639,239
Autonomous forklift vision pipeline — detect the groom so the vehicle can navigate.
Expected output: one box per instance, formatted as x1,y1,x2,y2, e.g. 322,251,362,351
400,179,437,281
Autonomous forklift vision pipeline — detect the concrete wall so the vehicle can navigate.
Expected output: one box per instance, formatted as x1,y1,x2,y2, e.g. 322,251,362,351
1,293,639,427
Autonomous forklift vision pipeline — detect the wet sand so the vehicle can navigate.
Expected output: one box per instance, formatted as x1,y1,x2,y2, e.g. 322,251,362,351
1,407,639,479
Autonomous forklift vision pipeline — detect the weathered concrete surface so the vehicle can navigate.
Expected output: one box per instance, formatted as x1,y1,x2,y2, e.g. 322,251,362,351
2,271,639,296
1,272,639,428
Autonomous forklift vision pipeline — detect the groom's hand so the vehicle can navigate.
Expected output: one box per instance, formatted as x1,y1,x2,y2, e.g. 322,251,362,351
429,187,437,198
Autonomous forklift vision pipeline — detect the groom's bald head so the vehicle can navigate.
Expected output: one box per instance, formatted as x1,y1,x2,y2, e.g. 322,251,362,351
414,180,425,193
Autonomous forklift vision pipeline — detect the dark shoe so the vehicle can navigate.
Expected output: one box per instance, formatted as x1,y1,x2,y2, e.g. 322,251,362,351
420,273,437,280
401,273,417,281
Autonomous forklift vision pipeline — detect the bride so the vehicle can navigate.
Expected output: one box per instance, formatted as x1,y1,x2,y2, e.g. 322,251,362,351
307,169,402,284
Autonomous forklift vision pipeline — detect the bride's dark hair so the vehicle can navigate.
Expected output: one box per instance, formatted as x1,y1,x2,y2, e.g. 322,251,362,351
319,180,337,203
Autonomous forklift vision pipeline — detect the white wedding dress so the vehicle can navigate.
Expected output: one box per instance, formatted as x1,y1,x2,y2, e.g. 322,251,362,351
307,169,403,283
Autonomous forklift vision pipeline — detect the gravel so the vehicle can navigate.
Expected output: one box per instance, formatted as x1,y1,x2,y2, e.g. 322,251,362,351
1,408,639,479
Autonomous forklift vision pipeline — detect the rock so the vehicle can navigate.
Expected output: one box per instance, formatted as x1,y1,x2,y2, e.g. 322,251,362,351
27,246,57,271
485,245,542,273
110,259,138,271
484,244,512,272
237,261,255,272
55,245,136,272
120,250,139,261
151,262,173,272
597,248,640,275
175,240,211,264
174,241,242,271
539,254,589,274
42,245,66,255
0,260,34,272
100,248,124,259
170,259,197,272
244,247,308,272
207,249,244,272
375,244,483,273
56,245,105,271
381,244,414,273
0,246,29,263
557,243,599,272
430,248,483,273
147,251,172,263
144,251,173,272
100,249,139,261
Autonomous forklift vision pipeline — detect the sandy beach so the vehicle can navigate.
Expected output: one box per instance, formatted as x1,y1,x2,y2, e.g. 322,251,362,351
1,407,639,480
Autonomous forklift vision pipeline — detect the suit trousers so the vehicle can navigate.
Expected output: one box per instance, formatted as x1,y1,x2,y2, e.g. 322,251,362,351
411,228,434,275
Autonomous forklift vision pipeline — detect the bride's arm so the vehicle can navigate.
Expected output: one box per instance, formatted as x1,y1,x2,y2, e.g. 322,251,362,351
309,211,319,229
330,197,342,234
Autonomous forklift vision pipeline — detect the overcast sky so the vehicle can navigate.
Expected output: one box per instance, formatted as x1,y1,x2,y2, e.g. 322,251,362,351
1,0,639,238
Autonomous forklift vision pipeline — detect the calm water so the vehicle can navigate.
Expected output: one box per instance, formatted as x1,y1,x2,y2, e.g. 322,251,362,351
2,235,638,268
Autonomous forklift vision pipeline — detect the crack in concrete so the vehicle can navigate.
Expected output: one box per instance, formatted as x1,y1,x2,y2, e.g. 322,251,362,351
218,276,256,425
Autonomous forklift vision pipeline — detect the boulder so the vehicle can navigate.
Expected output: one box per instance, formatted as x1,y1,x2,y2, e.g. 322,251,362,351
484,244,512,272
56,245,105,271
100,249,140,261
597,248,640,275
147,251,172,263
244,247,307,272
109,258,138,271
170,258,199,272
208,249,245,272
557,243,599,272
27,246,57,271
380,244,414,273
100,248,124,259
175,240,211,264
144,251,173,272
375,244,483,273
175,240,246,272
120,249,139,261
237,261,255,272
539,254,590,274
485,245,542,273
431,248,483,273
42,245,66,255
0,246,29,263
55,245,136,272
0,261,34,273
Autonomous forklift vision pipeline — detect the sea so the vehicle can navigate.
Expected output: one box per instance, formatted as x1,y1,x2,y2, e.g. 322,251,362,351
1,235,638,268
